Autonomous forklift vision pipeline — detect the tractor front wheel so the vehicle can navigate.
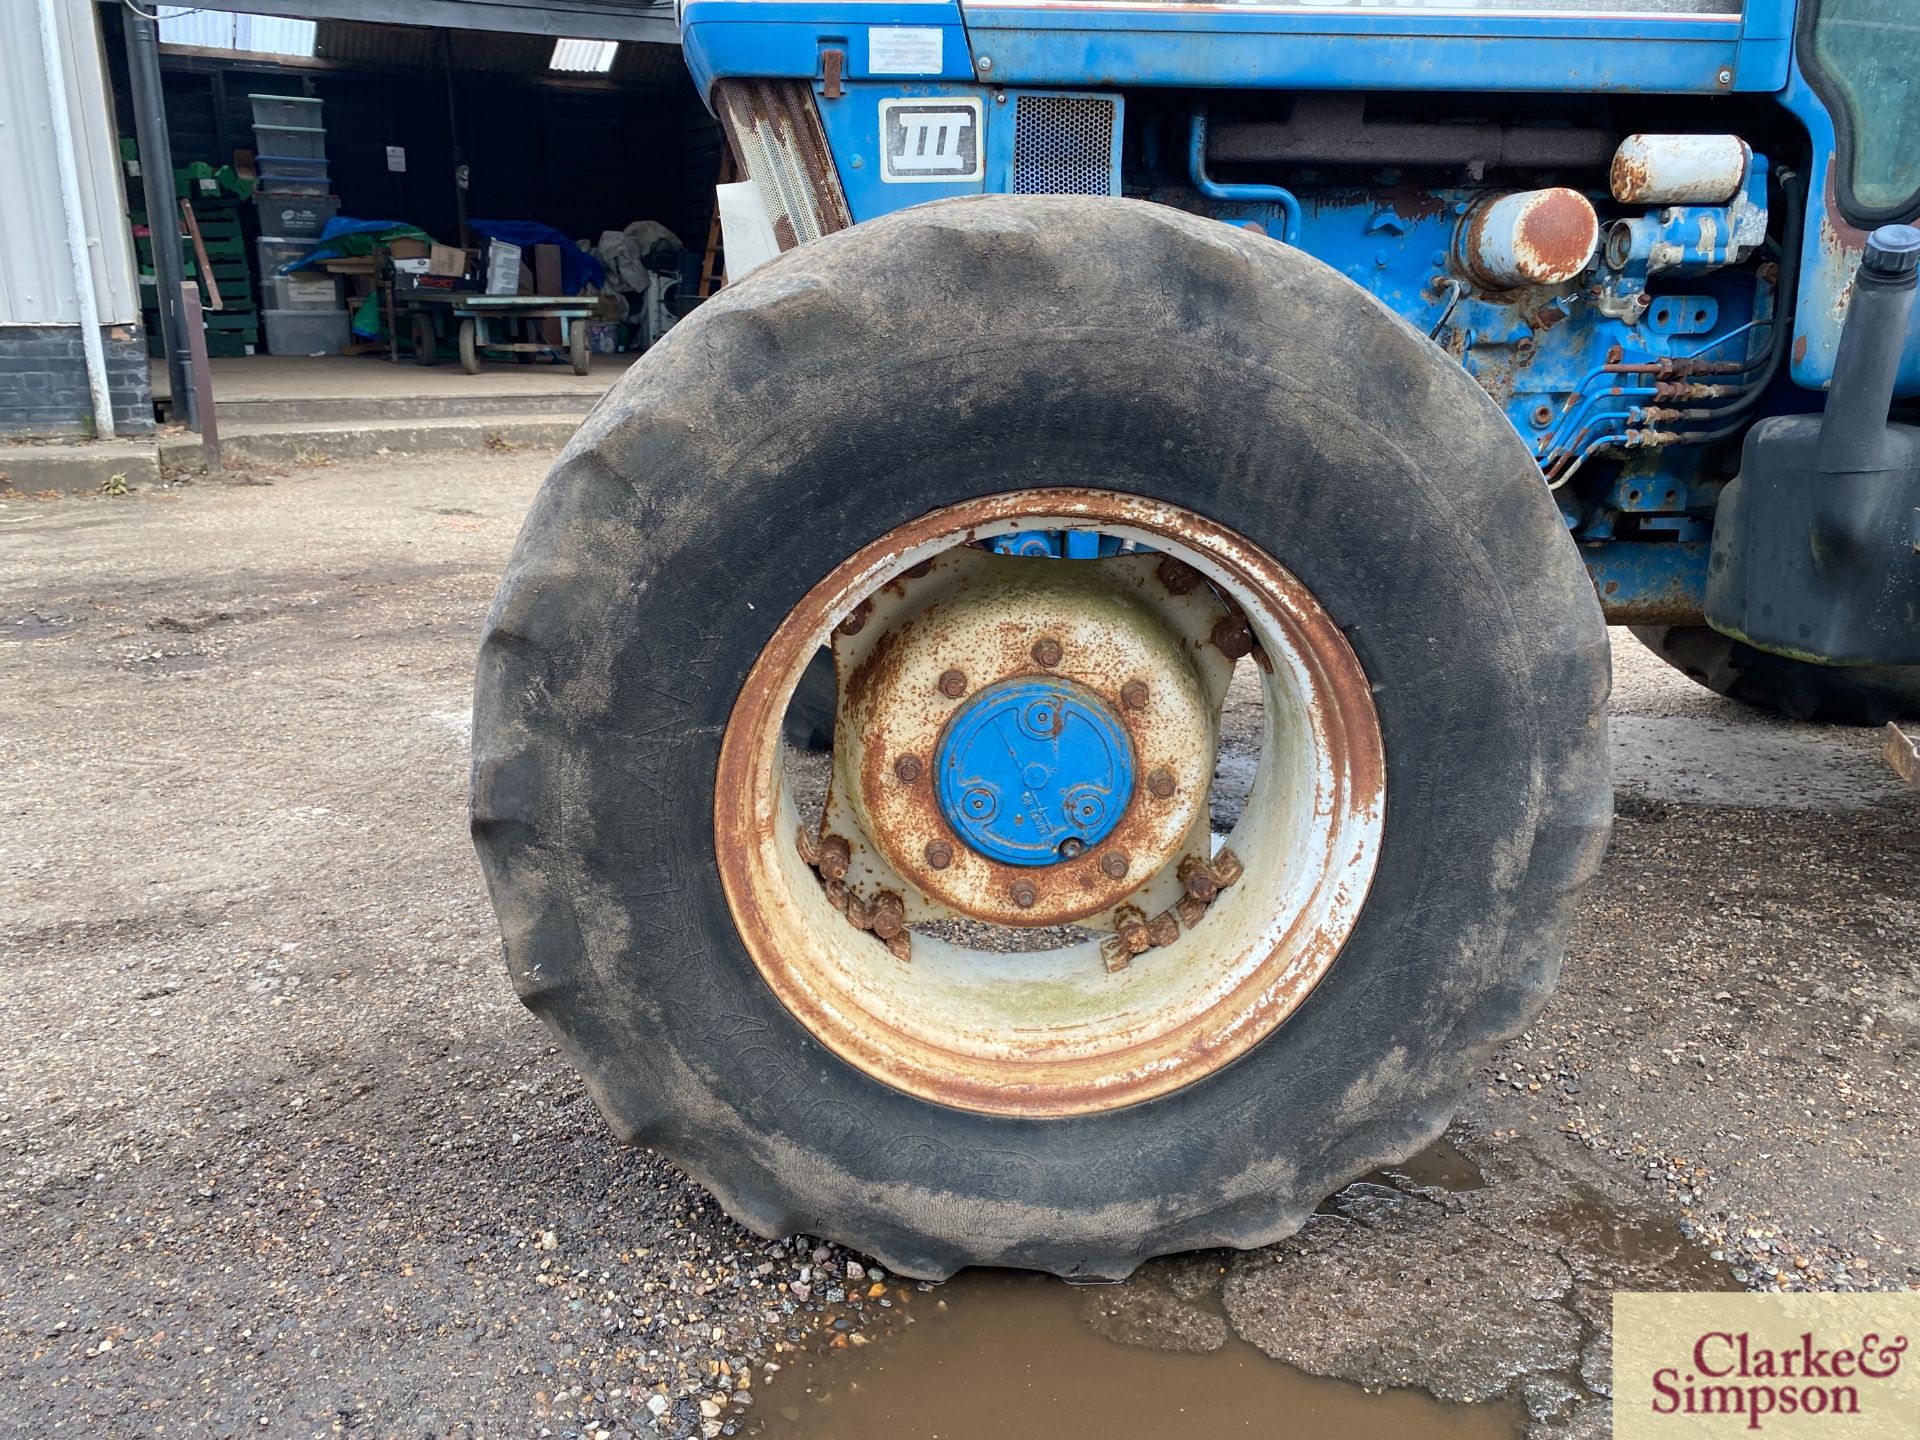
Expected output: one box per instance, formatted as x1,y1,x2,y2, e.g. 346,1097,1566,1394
471,196,1612,1279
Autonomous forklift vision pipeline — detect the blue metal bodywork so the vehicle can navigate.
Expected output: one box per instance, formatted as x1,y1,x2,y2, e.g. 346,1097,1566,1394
683,0,1920,624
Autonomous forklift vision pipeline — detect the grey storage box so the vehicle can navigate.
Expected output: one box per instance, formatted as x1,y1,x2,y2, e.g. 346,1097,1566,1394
253,123,326,160
254,192,339,238
264,308,349,356
265,270,342,310
248,93,322,129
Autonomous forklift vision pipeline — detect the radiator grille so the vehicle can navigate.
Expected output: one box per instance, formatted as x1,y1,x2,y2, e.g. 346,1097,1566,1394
1011,94,1119,196
713,79,852,251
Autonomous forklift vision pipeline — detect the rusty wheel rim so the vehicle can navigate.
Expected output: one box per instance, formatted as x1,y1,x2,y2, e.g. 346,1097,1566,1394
715,491,1385,1117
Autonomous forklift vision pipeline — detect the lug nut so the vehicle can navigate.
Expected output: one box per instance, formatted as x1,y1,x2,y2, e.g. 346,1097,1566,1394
1101,935,1133,974
1146,768,1176,799
1210,615,1254,660
838,599,872,636
817,833,851,880
925,839,954,870
1175,892,1209,928
870,891,905,939
795,825,823,867
1157,556,1201,595
884,931,913,964
894,754,924,784
1179,855,1219,901
1211,848,1245,887
1031,636,1063,668
1010,880,1038,910
938,668,968,699
1115,905,1151,956
1098,850,1130,880
1120,680,1149,711
1146,909,1181,947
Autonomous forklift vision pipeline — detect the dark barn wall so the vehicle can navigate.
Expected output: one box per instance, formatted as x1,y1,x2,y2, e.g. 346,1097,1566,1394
105,35,713,253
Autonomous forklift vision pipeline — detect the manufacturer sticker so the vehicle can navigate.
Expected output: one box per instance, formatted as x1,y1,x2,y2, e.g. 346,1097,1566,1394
868,26,943,75
879,98,983,184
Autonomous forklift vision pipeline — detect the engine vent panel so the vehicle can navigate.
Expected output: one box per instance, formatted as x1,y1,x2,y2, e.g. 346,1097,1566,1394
1011,93,1121,197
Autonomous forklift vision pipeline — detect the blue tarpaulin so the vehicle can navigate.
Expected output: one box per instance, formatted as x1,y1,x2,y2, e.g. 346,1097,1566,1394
469,219,606,293
286,217,429,272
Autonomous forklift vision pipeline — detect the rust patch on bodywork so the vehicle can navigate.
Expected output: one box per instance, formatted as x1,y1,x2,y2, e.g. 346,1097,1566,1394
712,78,853,250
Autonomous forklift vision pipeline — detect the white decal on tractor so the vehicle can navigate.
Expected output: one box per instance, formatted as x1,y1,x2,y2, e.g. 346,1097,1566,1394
880,98,984,183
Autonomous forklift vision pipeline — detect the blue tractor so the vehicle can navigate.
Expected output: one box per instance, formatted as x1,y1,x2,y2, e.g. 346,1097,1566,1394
472,0,1920,1278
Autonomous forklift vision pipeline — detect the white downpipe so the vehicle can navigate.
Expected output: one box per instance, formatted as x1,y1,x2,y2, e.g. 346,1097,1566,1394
36,0,115,439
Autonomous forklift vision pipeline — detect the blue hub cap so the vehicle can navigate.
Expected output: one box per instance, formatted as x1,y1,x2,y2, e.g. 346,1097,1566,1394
935,677,1135,867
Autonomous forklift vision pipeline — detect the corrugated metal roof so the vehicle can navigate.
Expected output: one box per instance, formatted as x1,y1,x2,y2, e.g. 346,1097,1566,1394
549,37,618,71
157,7,317,56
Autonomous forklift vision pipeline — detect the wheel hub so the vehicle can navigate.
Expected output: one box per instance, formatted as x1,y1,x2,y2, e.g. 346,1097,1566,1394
830,546,1230,928
937,677,1135,866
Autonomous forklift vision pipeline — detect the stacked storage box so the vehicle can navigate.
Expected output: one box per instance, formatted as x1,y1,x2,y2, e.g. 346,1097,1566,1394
249,94,347,355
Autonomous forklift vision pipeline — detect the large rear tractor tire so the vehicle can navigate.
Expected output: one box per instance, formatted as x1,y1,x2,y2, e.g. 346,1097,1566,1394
1632,626,1920,725
471,195,1612,1279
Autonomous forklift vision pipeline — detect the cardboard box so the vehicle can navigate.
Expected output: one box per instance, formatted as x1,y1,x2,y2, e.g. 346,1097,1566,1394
387,237,429,260
427,244,466,278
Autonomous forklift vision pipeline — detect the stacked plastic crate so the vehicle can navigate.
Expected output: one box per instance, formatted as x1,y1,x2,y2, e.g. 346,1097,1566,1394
123,146,260,358
250,94,347,355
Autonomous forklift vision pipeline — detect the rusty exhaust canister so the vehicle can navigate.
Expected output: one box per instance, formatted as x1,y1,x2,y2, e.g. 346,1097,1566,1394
1609,134,1749,206
1456,187,1599,289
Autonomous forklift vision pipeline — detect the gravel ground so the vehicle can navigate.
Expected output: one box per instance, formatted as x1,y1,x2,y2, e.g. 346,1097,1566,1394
1,449,1914,1438
0,454,904,1440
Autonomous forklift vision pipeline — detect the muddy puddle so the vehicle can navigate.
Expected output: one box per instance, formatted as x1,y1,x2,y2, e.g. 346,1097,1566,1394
740,1127,1735,1440
746,1267,1520,1440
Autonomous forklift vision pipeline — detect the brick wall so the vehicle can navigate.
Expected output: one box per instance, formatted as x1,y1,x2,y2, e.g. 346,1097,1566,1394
0,324,154,438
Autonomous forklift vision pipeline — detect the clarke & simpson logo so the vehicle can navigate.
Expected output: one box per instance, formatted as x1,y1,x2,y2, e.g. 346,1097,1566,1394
1616,1294,1919,1438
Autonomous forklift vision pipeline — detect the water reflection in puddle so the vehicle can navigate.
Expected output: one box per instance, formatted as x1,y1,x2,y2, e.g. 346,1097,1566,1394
746,1268,1519,1440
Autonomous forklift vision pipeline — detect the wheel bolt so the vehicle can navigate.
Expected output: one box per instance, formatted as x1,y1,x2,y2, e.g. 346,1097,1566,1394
894,754,923,783
1031,636,1063,668
1121,680,1149,711
1210,615,1254,660
925,839,954,870
838,599,872,636
1099,850,1129,880
1147,768,1176,799
938,668,968,698
1010,880,1038,909
818,834,851,880
1179,855,1219,901
1156,556,1201,595
870,891,905,939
